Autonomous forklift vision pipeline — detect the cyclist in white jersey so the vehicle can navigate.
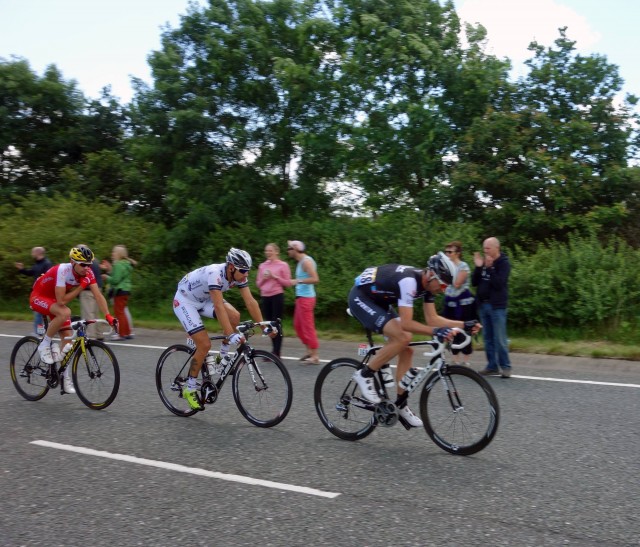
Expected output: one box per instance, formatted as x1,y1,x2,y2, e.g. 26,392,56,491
173,248,277,410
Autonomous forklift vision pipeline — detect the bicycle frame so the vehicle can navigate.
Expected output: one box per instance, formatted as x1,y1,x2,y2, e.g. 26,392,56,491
193,320,280,405
357,329,471,412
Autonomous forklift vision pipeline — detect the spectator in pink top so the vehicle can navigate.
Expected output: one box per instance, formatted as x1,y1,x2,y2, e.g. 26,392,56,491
257,243,292,357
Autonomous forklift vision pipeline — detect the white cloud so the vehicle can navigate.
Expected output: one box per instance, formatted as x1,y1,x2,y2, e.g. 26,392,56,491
457,0,601,64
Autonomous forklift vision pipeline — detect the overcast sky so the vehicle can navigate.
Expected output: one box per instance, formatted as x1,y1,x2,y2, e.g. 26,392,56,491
0,0,638,103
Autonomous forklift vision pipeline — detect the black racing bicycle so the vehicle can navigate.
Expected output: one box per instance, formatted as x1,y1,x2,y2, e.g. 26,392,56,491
10,317,120,410
155,320,293,427
314,328,500,455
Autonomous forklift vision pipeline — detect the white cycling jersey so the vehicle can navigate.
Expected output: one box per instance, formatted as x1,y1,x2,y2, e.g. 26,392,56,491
177,263,248,303
173,263,249,335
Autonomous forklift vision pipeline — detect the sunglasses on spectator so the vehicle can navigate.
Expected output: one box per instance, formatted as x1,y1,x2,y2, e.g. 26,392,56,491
444,250,457,254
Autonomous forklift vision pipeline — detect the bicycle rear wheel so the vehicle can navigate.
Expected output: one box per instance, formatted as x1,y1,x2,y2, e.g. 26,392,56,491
10,336,50,401
72,340,120,410
156,344,199,417
232,349,292,427
314,358,376,441
419,365,499,455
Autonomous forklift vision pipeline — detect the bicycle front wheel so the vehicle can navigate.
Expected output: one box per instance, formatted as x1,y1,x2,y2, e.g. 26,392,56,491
72,340,120,410
419,365,499,455
232,349,292,427
10,336,50,401
314,358,376,441
156,344,198,417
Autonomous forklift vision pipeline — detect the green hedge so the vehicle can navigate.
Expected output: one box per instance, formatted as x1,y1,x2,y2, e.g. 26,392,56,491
4,194,640,334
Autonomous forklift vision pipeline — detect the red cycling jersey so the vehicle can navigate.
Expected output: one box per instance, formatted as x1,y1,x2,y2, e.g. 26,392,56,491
30,263,97,316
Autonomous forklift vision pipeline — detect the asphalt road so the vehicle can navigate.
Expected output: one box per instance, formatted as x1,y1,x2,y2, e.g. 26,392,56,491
1,320,639,546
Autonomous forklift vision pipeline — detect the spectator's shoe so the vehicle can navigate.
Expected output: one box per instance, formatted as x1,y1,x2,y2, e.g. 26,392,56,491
110,335,127,341
462,362,471,367
50,343,62,363
398,405,423,427
479,368,500,376
38,344,54,365
62,371,76,394
182,386,203,410
501,367,512,378
352,369,381,404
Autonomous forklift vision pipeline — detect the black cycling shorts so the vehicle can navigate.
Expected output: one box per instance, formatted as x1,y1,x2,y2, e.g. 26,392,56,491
347,285,398,334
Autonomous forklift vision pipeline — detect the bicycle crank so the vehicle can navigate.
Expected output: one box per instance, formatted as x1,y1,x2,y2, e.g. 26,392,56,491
201,381,219,405
374,401,399,427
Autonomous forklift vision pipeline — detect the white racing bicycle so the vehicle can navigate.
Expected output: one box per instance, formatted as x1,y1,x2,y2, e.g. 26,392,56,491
314,328,500,455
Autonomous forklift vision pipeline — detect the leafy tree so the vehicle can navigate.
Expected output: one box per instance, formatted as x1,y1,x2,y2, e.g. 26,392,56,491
0,59,86,195
327,0,510,213
447,29,640,247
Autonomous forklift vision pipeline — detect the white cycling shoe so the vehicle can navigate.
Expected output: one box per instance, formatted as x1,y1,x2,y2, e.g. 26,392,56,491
398,405,423,427
62,371,76,394
352,369,381,404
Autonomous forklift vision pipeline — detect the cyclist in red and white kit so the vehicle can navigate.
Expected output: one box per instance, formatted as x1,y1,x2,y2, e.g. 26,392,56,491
173,248,277,410
348,252,481,427
30,245,117,393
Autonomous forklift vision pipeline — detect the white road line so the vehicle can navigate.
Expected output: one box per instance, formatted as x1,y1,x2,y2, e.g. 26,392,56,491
511,375,640,388
30,440,340,499
4,333,638,388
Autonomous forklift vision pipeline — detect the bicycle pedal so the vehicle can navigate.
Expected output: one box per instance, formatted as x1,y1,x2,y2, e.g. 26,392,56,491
397,415,413,431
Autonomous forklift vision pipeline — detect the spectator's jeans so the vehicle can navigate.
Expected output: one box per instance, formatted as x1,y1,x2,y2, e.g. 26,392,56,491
478,303,511,370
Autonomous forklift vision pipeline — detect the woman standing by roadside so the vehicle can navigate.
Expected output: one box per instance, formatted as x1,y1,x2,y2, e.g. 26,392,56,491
442,240,477,366
257,243,291,358
101,245,134,341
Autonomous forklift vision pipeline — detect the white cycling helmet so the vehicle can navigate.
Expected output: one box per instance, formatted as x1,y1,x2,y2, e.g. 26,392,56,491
426,251,456,285
226,248,252,269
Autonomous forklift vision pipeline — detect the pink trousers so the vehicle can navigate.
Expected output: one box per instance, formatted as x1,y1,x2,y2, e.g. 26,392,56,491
293,297,318,349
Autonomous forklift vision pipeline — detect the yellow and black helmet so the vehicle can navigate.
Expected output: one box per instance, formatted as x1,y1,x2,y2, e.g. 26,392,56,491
69,245,94,264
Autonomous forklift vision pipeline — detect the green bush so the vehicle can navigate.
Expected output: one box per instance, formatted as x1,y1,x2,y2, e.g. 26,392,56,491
5,194,640,337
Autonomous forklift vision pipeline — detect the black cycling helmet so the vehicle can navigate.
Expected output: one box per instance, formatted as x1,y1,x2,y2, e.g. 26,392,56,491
426,251,455,285
69,245,94,264
226,248,252,269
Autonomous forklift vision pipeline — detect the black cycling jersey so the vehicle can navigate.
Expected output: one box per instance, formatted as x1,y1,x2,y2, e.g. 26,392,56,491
354,264,435,306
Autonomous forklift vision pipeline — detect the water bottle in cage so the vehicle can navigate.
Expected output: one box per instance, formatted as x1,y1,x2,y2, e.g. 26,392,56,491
204,354,218,376
219,353,233,374
399,367,419,390
380,364,395,387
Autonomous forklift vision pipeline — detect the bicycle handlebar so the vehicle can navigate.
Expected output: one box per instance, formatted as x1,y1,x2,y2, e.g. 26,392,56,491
236,320,280,335
420,328,471,358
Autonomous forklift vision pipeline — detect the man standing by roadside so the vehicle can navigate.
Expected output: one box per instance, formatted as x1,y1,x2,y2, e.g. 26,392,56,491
286,240,320,364
472,237,512,378
77,244,104,340
15,246,52,336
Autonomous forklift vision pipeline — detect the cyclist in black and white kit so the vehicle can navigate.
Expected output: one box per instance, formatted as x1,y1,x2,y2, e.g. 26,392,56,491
174,248,277,410
348,252,481,426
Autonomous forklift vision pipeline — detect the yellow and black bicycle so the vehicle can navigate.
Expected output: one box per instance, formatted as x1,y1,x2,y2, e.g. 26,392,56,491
10,317,120,410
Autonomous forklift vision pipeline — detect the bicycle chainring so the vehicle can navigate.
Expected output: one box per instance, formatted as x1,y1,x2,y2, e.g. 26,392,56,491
374,401,399,427
201,381,218,405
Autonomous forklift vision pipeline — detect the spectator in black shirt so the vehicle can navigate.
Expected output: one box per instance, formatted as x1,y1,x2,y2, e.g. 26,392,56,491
472,237,512,378
15,246,52,335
